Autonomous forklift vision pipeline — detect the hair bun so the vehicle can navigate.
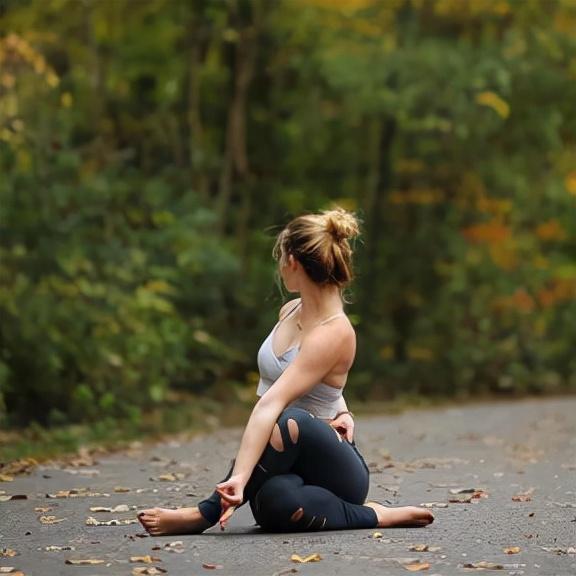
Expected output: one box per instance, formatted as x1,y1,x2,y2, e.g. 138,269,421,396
323,207,360,242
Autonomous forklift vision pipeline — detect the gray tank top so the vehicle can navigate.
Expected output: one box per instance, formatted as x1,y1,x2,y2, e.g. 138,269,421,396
256,300,345,419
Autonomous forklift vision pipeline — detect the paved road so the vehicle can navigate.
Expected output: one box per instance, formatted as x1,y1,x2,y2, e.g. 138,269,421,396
1,397,575,576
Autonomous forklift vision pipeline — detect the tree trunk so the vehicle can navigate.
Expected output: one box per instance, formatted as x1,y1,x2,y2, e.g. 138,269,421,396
216,0,262,236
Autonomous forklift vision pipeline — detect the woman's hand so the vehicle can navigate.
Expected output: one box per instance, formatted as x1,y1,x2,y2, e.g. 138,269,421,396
329,412,354,443
215,474,245,530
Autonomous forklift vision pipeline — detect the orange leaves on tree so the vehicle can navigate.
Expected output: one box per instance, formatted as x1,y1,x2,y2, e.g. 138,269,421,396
535,219,568,242
537,279,576,308
493,288,535,314
461,220,511,244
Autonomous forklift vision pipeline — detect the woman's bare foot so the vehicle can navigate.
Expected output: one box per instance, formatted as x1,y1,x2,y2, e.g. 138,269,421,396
363,502,434,528
137,506,214,536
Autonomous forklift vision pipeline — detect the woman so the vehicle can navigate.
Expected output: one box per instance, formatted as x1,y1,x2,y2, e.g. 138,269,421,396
138,207,433,534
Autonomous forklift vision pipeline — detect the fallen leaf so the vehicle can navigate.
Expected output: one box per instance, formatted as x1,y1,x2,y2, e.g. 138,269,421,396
0,458,37,477
130,556,161,564
152,472,186,482
512,489,534,502
85,516,138,526
44,546,75,551
420,502,448,508
132,568,167,575
290,553,322,563
503,547,521,554
540,546,576,555
403,562,430,572
449,494,474,503
409,544,429,552
90,505,133,513
462,561,504,570
39,515,66,525
372,532,384,538
0,549,17,558
114,486,131,492
408,544,441,552
0,475,14,482
0,494,27,501
201,563,224,570
0,569,25,575
65,559,106,565
46,489,109,499
34,507,52,513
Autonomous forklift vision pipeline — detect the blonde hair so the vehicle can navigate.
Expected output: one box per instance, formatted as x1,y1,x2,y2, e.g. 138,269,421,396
273,207,361,288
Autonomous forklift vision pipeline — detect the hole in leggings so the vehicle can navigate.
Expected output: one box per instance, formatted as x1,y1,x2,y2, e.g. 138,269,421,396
287,418,299,444
269,423,284,452
290,507,304,522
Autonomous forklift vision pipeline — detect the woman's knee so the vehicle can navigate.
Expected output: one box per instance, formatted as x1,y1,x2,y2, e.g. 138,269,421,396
270,407,310,452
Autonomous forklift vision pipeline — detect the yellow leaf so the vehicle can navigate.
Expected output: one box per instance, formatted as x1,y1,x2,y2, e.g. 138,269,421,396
291,553,322,563
403,562,431,571
65,559,105,565
476,91,510,119
0,549,17,558
60,92,72,108
565,172,576,196
130,556,160,564
504,546,521,554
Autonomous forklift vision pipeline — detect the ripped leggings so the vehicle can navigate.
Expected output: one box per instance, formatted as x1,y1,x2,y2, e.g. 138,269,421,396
197,406,378,532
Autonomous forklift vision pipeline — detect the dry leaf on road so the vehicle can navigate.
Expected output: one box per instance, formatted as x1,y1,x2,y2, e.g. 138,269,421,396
403,562,430,571
408,544,441,552
65,559,105,565
291,553,322,563
130,556,161,564
512,489,534,502
462,561,504,570
420,502,448,508
132,568,167,575
85,516,138,526
90,505,133,513
0,550,17,558
503,547,521,554
39,515,66,525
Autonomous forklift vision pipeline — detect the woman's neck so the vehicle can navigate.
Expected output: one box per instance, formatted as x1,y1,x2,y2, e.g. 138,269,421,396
297,284,343,326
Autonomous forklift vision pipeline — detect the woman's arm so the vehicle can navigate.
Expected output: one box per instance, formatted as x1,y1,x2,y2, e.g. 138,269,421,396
216,321,351,507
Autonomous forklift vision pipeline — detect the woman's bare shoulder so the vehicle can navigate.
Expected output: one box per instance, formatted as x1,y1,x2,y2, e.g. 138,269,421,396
278,297,302,320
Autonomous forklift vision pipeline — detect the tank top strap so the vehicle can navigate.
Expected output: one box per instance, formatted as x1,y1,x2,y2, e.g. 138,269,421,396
280,299,301,322
318,312,346,325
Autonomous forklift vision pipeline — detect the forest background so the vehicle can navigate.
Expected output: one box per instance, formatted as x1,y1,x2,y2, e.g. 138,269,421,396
1,0,575,457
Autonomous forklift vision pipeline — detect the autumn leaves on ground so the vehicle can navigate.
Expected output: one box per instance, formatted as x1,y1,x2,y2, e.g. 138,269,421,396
1,397,575,576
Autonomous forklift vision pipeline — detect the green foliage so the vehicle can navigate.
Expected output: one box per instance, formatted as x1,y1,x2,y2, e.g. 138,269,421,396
1,0,575,428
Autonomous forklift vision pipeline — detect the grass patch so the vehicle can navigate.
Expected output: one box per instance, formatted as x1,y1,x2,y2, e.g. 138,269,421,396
2,389,573,465
0,393,254,464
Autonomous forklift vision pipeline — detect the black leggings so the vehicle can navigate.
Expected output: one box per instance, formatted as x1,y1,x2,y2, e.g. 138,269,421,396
197,406,378,532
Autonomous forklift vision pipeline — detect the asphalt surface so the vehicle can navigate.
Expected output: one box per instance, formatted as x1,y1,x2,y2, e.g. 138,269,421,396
1,397,575,576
